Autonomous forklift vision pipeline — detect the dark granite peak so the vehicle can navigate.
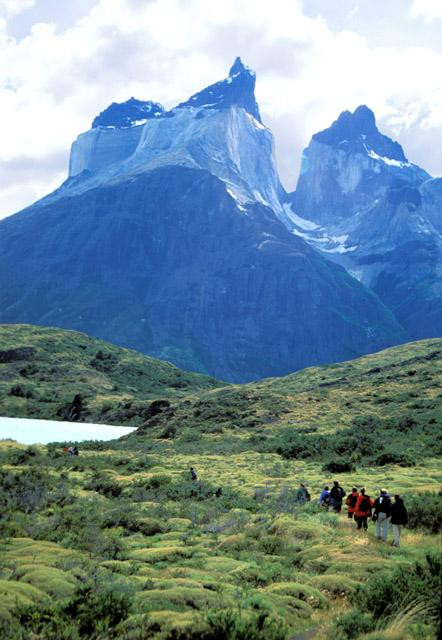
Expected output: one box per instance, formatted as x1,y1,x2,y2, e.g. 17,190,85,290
229,56,255,78
92,98,165,129
313,105,407,162
176,57,262,123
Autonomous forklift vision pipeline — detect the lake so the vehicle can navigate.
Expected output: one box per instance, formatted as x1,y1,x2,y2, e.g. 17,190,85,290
0,416,136,445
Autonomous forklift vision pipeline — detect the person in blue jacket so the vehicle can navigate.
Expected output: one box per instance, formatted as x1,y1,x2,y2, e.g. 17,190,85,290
319,485,330,507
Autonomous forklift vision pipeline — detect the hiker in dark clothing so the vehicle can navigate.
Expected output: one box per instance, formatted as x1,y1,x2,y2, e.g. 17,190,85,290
296,483,310,504
319,486,330,507
329,480,346,512
373,489,392,541
354,488,374,530
390,495,408,547
345,487,359,519
190,467,197,481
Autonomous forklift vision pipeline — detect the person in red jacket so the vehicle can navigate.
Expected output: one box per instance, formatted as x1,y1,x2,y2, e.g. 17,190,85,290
354,488,374,530
345,487,359,519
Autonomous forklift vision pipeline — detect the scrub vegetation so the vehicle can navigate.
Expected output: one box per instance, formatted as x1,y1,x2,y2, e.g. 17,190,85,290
0,326,441,639
0,324,222,425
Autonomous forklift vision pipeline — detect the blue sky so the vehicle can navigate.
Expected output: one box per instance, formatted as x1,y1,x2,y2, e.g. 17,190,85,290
0,0,441,217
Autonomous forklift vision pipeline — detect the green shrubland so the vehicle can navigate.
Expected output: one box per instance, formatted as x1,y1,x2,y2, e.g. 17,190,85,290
0,324,222,424
0,332,441,638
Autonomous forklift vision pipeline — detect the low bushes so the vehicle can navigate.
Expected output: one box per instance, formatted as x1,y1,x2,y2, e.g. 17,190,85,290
267,413,439,468
322,459,355,473
404,491,442,534
332,553,441,639
1,580,132,639
84,472,123,498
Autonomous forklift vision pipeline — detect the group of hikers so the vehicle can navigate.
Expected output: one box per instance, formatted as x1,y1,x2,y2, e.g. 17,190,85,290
63,445,79,456
190,468,409,547
312,481,408,547
190,469,409,548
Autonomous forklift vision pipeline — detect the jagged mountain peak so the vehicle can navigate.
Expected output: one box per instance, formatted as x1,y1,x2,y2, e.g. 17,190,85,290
229,56,255,78
176,57,262,123
92,98,165,129
313,104,407,163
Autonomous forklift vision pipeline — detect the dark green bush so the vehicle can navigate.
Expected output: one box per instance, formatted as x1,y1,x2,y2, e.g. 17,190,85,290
404,491,442,533
202,608,288,640
9,384,33,398
0,468,52,513
332,610,374,639
352,552,440,621
272,429,319,460
163,608,288,640
160,424,177,439
84,472,123,498
322,458,355,473
332,554,441,639
4,580,132,639
372,450,415,466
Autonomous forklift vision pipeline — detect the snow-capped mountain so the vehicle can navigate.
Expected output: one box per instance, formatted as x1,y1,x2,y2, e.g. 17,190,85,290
286,106,441,338
290,105,429,226
0,61,406,382
66,58,286,222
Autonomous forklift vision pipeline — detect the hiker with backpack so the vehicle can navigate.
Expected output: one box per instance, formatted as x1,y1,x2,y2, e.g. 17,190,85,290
373,488,392,541
345,487,359,519
354,488,374,530
296,483,310,504
319,485,330,508
329,480,346,512
390,494,408,547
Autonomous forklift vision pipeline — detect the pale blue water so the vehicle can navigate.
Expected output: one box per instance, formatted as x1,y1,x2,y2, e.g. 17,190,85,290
0,416,136,445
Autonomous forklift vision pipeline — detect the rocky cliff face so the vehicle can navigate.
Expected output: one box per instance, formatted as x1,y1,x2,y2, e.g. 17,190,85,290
0,166,405,382
66,58,285,221
290,105,429,225
0,63,418,381
287,106,441,339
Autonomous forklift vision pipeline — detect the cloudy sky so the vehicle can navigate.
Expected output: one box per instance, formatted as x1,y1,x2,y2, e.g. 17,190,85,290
0,0,441,218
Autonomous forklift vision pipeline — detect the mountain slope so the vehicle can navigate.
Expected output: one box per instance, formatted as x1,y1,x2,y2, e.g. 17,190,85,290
287,105,442,339
0,63,412,382
0,324,222,424
0,163,406,382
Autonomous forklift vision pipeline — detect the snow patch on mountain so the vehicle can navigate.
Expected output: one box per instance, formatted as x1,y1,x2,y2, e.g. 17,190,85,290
282,204,320,230
364,146,411,168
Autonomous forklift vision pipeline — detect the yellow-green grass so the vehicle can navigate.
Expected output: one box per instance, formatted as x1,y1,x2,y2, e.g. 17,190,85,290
0,337,441,639
1,435,440,639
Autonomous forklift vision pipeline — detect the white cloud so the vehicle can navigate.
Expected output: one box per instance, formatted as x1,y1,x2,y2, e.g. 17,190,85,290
0,0,35,18
0,0,441,218
410,0,442,22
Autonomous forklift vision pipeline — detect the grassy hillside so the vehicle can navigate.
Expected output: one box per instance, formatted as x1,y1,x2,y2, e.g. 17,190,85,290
0,334,441,639
0,324,223,425
131,338,442,466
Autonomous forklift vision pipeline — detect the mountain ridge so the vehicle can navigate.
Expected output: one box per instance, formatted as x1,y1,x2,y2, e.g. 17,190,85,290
0,60,439,381
287,104,441,339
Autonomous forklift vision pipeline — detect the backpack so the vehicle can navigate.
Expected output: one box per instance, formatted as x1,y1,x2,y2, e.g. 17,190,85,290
330,486,343,501
305,490,311,502
347,493,358,508
359,496,370,513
